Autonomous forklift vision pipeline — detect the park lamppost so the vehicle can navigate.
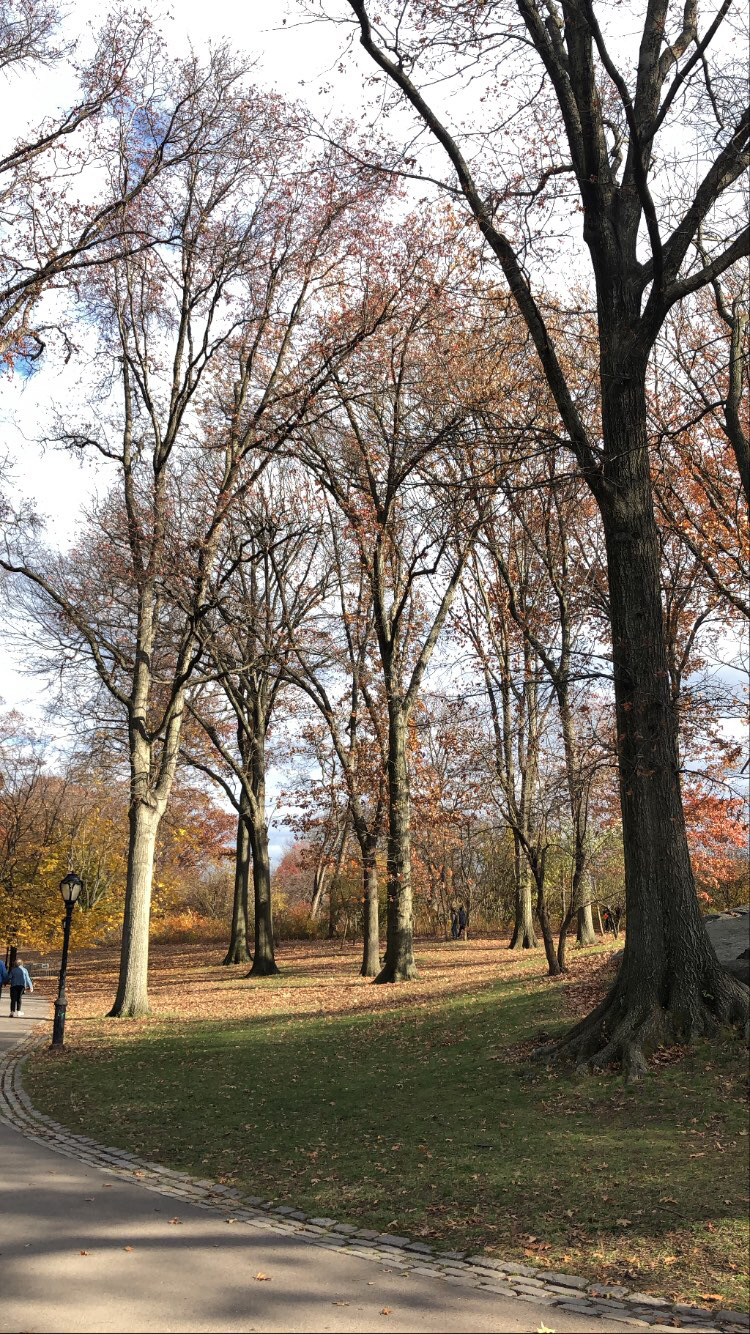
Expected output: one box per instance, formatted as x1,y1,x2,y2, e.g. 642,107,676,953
52,872,82,1048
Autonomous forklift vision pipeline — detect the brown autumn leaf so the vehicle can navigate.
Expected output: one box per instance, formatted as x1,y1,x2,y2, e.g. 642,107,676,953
79,1250,90,1256
254,1273,271,1281
123,1245,134,1252
168,1217,182,1225
380,1310,392,1317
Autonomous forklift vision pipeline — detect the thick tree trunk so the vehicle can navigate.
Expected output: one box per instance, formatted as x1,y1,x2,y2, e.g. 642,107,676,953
247,817,278,977
224,798,251,965
360,850,380,977
552,370,749,1073
108,799,159,1017
375,700,416,982
509,852,537,949
577,902,597,946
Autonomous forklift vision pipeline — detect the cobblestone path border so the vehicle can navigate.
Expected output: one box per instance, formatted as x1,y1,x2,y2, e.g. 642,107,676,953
2,1030,747,1334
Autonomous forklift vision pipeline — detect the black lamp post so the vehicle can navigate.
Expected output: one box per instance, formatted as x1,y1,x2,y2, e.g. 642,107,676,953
52,872,82,1048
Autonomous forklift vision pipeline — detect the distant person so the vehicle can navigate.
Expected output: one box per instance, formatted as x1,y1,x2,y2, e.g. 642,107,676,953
458,905,468,940
8,958,33,1017
451,908,459,940
0,958,7,1000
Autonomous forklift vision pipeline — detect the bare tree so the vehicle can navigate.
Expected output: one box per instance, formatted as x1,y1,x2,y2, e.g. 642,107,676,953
283,506,389,976
330,0,750,1067
296,233,493,980
188,476,329,977
1,80,391,1014
0,7,242,360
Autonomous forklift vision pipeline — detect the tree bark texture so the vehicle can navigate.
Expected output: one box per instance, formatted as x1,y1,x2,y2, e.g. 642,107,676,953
577,902,597,946
360,849,380,977
509,851,537,949
108,798,159,1018
375,701,416,982
552,373,749,1072
224,797,251,965
247,818,278,976
246,730,279,978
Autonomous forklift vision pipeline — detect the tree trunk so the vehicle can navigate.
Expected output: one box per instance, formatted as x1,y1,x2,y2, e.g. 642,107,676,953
375,699,416,982
535,874,561,977
552,370,749,1074
310,860,328,921
108,799,159,1017
360,849,380,977
577,901,597,946
557,900,576,971
509,852,537,949
224,798,250,965
247,816,278,977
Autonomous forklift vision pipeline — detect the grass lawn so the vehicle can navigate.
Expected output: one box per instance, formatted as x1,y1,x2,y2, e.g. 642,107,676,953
25,937,749,1311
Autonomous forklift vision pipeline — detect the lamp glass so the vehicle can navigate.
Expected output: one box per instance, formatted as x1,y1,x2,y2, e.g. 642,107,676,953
60,873,82,904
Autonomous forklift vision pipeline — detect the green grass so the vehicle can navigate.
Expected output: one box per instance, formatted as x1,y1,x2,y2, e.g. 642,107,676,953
26,950,749,1310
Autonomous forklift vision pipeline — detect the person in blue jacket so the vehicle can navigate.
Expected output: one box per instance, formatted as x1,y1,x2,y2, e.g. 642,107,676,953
0,958,8,1001
8,958,32,1017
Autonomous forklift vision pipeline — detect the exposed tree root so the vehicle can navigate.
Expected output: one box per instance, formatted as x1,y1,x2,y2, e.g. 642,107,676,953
223,945,250,966
544,963,749,1081
373,957,417,983
508,933,536,951
246,957,280,978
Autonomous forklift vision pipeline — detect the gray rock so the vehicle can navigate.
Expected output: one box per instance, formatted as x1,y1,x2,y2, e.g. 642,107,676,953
704,913,750,967
307,1216,336,1227
543,1271,589,1289
332,1222,358,1235
405,1241,433,1254
630,1293,670,1307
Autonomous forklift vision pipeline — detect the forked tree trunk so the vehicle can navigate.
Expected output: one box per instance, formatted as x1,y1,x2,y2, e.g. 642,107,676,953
224,799,251,965
552,371,749,1074
376,700,416,982
360,849,380,977
108,799,160,1018
509,846,537,949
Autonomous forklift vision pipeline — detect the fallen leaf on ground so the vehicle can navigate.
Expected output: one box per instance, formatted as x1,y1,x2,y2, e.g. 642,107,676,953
123,1245,133,1252
254,1273,271,1281
168,1218,182,1225
79,1250,90,1256
380,1309,392,1316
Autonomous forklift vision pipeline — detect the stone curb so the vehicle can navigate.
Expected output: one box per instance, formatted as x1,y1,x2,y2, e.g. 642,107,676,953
1,1031,747,1334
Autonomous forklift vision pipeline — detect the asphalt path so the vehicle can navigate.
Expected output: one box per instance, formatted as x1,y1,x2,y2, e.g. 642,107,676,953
0,996,635,1333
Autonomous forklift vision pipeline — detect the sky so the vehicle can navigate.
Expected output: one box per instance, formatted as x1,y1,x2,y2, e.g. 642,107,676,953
0,1,357,706
0,2,370,861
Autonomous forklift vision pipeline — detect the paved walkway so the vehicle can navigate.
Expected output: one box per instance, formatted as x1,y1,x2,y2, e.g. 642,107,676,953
0,997,738,1334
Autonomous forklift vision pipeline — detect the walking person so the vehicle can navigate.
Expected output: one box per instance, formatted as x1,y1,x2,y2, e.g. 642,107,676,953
0,957,7,1002
8,957,32,1017
450,907,459,940
458,904,468,941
